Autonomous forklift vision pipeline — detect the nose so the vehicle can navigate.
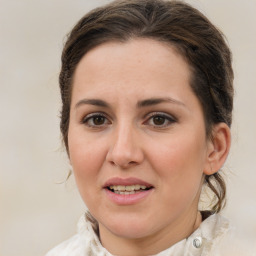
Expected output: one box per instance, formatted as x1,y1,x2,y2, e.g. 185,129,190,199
106,124,144,169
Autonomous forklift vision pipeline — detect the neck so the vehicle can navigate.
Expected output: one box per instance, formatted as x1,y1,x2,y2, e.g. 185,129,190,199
99,210,202,256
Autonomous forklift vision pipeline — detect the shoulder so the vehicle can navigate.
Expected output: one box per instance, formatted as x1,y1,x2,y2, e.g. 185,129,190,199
211,227,256,256
45,234,83,256
45,215,93,256
204,214,256,256
45,214,112,256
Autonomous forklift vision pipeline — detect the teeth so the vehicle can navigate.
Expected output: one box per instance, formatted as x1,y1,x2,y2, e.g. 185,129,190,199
117,185,125,191
119,191,136,195
135,184,141,190
109,184,148,192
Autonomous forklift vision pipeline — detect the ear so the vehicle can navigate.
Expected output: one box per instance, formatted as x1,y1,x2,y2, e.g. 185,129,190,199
203,123,231,175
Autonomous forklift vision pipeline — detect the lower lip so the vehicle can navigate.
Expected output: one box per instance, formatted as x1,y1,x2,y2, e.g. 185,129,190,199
104,188,154,205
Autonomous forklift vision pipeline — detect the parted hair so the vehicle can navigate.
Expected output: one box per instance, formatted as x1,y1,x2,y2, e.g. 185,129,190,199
59,0,234,213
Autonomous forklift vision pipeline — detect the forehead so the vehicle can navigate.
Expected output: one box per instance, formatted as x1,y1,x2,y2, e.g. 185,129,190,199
72,38,193,103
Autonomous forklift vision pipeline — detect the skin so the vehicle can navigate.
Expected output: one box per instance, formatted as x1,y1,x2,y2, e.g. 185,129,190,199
68,39,230,256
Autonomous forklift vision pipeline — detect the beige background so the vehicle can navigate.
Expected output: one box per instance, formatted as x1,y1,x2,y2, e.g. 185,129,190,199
0,0,255,255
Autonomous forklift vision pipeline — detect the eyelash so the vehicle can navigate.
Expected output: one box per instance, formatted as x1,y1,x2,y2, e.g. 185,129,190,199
144,112,177,128
81,112,110,128
81,112,176,129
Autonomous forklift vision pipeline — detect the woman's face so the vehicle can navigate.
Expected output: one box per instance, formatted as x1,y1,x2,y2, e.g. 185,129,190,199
68,39,212,241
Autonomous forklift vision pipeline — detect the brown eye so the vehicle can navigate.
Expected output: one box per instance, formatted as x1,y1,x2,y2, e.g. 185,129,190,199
145,112,176,128
82,113,110,127
93,116,106,125
152,116,166,126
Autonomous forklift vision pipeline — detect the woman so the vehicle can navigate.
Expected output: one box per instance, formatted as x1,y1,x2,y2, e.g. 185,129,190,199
46,0,254,255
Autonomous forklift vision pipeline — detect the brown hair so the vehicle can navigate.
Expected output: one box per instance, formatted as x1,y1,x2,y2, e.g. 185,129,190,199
59,0,233,213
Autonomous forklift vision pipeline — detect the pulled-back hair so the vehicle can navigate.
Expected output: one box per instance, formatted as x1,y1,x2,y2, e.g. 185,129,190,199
59,0,234,213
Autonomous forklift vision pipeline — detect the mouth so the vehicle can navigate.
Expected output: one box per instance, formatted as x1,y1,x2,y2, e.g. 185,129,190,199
103,177,154,205
106,184,153,195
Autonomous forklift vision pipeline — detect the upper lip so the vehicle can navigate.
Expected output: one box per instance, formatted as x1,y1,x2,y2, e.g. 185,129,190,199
103,177,153,188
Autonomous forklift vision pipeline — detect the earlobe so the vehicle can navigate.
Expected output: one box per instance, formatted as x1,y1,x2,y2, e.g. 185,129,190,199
203,123,231,175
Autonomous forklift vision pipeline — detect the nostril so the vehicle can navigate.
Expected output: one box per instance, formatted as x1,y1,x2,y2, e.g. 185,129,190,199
109,161,116,166
109,160,137,168
128,161,137,165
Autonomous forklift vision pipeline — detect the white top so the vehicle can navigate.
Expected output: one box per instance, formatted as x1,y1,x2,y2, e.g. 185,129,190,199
46,214,255,256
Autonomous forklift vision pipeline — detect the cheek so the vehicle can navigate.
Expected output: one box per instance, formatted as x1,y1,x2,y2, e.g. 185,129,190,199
148,132,206,171
146,134,206,202
68,132,107,193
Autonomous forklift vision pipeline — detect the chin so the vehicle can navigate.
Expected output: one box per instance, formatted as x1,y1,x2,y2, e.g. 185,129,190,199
99,213,155,239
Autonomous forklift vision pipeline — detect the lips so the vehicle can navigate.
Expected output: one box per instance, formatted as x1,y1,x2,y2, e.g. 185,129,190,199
104,177,153,187
104,177,153,191
103,177,154,205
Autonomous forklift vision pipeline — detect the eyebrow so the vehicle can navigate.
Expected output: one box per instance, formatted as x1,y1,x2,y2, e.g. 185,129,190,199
75,97,186,109
75,99,110,109
137,97,186,108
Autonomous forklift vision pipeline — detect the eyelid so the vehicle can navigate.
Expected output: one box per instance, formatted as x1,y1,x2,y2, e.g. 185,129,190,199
144,111,177,127
145,111,176,121
81,112,111,126
82,112,104,121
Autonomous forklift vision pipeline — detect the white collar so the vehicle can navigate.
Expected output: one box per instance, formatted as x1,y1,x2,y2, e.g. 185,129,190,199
76,213,230,256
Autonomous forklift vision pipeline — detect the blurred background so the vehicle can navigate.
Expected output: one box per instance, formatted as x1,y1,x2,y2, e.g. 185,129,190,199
0,0,255,255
